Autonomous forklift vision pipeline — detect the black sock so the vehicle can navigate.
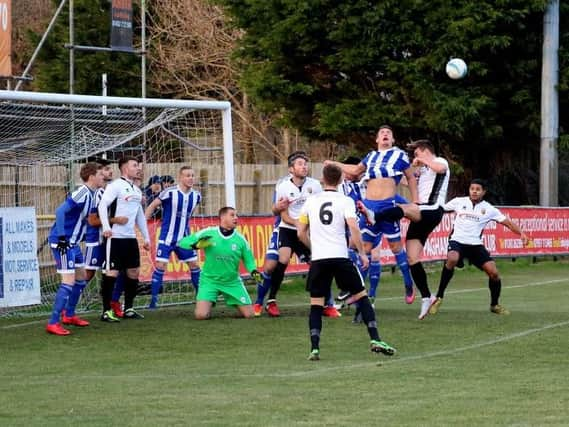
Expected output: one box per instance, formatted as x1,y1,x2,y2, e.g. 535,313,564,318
123,276,139,310
268,262,287,300
410,262,430,298
358,296,380,341
489,278,501,306
101,275,116,311
436,265,454,299
309,305,323,351
374,206,404,223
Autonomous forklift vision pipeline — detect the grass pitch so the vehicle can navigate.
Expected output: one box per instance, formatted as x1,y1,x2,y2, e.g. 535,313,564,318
1,258,568,426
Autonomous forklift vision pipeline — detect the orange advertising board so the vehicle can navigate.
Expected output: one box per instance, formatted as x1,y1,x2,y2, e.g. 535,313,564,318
0,0,11,76
138,207,569,283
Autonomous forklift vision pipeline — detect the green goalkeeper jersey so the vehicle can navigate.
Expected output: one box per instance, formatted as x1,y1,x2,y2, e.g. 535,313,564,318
178,227,257,284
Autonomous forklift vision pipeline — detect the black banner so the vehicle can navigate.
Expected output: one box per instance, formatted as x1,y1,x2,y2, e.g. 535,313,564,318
110,0,133,52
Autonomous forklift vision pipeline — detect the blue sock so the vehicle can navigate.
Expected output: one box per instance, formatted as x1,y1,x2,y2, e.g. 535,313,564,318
150,269,165,306
112,273,124,302
326,290,335,307
368,261,381,298
394,249,413,288
49,284,73,325
190,267,200,293
255,272,271,305
65,280,87,317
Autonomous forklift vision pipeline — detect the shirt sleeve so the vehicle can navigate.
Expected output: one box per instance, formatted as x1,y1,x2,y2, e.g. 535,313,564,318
241,237,257,273
443,197,459,212
178,227,209,249
98,182,119,232
135,204,150,241
342,197,357,220
55,197,76,237
488,204,507,223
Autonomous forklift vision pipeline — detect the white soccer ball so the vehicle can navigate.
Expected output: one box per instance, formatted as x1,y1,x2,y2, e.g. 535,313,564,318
446,58,468,80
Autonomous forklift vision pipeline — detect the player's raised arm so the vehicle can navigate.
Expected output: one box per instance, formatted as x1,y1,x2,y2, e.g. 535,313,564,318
499,216,530,246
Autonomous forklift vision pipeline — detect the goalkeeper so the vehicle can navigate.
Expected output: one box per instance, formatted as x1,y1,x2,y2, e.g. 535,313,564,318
178,207,259,319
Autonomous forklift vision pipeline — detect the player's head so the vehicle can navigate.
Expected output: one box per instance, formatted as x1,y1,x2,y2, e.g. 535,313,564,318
118,156,140,180
219,206,238,229
376,125,395,149
287,150,309,179
322,163,343,187
95,158,114,183
408,139,435,158
80,162,105,188
161,175,175,188
469,178,488,202
178,166,195,189
147,175,162,193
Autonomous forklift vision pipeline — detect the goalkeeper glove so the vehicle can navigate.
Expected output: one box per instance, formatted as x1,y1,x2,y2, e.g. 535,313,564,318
56,236,71,256
193,235,213,249
250,270,262,283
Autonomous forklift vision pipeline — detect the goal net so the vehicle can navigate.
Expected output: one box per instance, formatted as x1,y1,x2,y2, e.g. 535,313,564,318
0,90,235,316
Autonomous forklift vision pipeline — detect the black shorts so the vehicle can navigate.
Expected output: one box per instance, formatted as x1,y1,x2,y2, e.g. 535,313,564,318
105,238,141,271
406,207,444,245
448,240,492,269
278,227,311,262
306,258,365,298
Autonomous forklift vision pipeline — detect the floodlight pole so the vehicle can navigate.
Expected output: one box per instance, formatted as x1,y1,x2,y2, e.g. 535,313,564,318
540,0,559,207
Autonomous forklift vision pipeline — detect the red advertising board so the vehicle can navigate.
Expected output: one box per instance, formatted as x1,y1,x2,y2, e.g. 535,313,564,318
139,207,569,283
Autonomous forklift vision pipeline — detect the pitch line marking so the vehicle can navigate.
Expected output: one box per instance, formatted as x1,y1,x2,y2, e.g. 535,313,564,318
1,277,567,330
1,320,567,383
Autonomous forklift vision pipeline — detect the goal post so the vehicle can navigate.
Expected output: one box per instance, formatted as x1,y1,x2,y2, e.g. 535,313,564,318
0,90,235,316
0,90,235,206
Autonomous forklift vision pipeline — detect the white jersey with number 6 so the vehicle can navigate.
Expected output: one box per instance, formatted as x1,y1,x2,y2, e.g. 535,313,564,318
299,190,357,261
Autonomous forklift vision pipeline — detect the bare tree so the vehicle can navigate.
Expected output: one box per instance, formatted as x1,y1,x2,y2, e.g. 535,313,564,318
146,0,287,163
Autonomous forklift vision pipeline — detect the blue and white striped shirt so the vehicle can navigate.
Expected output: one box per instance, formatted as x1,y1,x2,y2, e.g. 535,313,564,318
158,186,202,245
48,185,95,245
361,147,410,184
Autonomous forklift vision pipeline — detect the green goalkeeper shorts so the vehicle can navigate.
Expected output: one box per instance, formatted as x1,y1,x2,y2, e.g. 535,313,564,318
197,279,252,306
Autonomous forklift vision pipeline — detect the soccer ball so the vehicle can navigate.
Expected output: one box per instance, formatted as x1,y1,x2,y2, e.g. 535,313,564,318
445,58,468,80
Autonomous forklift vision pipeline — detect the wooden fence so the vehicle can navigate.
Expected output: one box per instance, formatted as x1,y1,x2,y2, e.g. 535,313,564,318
0,162,326,217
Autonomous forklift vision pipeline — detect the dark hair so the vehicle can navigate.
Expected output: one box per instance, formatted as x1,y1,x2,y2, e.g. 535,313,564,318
342,156,361,165
86,156,111,167
287,151,309,167
408,139,435,154
148,175,161,186
378,124,393,132
80,162,102,182
118,156,138,170
322,163,343,187
161,175,175,184
218,206,235,217
470,178,488,190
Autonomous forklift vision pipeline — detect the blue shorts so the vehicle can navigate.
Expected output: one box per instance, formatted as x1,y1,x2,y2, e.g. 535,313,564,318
359,198,401,242
51,244,84,274
264,229,280,262
84,243,104,270
156,242,197,263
